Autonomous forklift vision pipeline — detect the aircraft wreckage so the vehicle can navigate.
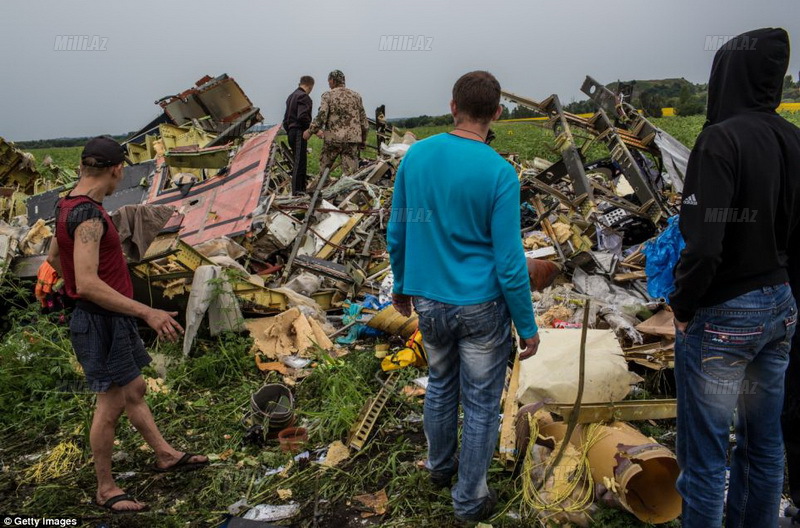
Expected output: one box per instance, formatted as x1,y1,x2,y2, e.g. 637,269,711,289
0,72,695,523
0,72,691,327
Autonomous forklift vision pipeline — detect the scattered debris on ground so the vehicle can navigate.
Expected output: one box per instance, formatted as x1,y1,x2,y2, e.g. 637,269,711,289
0,73,709,526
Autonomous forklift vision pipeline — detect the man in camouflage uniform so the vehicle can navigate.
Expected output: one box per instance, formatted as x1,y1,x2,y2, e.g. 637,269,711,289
303,70,369,176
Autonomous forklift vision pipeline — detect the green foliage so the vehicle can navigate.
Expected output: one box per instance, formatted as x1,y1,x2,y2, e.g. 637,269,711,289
391,114,453,129
675,85,706,116
590,505,681,527
605,78,703,110
783,74,800,102
27,146,82,174
508,105,541,119
9,107,800,525
640,89,665,118
31,113,800,186
0,289,692,526
564,100,597,114
295,348,379,444
403,116,711,165
17,135,128,150
650,115,707,149
0,293,86,433
170,332,254,391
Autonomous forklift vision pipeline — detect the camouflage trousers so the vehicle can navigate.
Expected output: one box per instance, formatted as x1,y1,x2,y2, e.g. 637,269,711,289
319,141,360,175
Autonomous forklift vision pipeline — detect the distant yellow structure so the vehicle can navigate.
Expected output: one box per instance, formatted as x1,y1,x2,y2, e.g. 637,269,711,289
497,103,800,123
661,103,799,116
777,102,799,113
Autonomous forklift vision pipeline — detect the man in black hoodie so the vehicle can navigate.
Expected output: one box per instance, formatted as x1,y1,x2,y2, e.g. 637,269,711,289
670,28,800,528
282,76,314,195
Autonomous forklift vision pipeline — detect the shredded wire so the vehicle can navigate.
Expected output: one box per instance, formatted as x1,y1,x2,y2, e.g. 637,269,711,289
21,440,84,484
519,416,606,522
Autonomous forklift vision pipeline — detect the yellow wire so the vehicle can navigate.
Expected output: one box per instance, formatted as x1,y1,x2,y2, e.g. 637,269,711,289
519,416,606,521
21,440,84,484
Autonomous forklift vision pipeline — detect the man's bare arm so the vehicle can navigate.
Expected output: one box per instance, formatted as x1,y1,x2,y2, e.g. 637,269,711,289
46,237,63,277
73,218,183,340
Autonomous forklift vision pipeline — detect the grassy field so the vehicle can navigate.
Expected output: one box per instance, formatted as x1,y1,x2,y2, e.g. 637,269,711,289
27,112,800,178
4,114,799,527
27,119,693,177
0,284,680,528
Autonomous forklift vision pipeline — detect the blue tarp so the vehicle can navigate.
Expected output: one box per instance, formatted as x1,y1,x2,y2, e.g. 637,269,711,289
642,215,685,300
336,295,389,344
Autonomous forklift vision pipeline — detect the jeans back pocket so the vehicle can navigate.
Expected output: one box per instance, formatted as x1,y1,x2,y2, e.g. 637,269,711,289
784,309,798,347
456,301,499,345
701,322,763,381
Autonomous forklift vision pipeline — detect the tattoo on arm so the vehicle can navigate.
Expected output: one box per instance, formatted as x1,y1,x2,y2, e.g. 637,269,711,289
76,218,104,245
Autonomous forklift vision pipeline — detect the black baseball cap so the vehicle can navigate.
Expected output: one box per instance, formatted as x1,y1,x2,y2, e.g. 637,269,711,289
81,136,129,167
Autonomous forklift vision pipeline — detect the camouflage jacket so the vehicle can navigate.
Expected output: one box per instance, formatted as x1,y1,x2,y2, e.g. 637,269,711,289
308,86,369,144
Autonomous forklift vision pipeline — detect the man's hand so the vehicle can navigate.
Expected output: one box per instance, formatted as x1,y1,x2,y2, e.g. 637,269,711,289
392,293,413,317
144,308,185,342
302,130,311,141
674,316,688,334
519,333,540,360
316,130,324,138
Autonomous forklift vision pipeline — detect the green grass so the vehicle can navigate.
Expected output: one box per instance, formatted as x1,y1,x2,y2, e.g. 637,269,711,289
0,284,677,527
22,112,800,179
28,146,83,174
12,112,800,526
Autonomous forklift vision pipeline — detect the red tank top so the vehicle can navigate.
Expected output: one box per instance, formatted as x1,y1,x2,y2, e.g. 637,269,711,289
55,194,133,300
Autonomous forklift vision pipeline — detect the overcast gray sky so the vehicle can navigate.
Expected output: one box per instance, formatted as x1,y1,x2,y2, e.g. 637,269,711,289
1,0,798,141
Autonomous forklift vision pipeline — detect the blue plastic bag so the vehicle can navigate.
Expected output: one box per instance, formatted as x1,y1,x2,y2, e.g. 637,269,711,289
336,295,391,344
642,215,685,300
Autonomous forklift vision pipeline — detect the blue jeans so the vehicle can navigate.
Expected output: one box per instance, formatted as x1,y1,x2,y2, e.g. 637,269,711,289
675,284,796,528
414,296,512,518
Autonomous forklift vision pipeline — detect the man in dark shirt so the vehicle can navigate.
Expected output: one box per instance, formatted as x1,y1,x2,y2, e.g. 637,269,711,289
282,75,314,195
46,136,208,513
670,28,800,528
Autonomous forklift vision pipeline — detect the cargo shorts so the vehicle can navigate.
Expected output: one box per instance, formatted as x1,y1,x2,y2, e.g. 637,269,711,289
69,307,152,393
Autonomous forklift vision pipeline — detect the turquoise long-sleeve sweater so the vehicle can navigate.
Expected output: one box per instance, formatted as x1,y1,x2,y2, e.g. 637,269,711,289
386,132,538,339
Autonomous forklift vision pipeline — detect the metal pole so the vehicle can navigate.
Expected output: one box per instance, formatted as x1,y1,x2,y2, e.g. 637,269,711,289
542,299,590,483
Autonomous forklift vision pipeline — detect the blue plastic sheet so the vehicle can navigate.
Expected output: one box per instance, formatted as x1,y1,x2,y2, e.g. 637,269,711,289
336,295,390,344
642,215,685,300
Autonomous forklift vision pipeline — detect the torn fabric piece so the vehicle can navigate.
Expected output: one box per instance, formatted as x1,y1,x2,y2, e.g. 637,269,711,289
111,204,175,262
183,265,244,356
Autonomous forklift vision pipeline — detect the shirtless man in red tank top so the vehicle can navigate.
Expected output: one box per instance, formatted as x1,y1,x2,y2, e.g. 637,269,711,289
46,136,208,513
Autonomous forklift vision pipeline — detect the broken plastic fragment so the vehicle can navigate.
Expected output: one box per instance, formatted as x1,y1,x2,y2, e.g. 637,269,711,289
243,503,300,521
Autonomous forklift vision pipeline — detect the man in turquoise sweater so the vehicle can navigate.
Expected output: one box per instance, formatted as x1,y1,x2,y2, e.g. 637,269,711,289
387,70,539,523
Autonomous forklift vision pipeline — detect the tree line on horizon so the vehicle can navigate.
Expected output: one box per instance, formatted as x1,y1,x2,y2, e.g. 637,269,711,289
15,76,800,147
391,75,800,127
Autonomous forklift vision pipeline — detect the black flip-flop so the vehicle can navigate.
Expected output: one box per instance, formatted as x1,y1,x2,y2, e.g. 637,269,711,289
96,493,148,514
153,452,209,473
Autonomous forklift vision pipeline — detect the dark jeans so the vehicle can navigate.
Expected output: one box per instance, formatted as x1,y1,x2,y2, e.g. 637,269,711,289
287,128,307,195
784,312,800,506
413,296,512,518
675,283,796,528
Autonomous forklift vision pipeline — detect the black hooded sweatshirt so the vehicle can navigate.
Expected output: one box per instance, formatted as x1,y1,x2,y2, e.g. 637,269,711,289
670,28,800,322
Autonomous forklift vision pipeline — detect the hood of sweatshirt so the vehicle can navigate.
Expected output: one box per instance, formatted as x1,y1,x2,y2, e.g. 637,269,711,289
705,27,790,127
